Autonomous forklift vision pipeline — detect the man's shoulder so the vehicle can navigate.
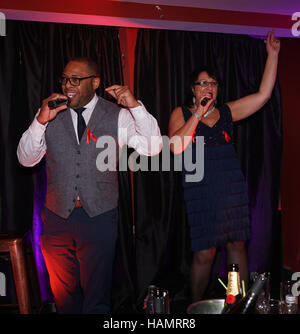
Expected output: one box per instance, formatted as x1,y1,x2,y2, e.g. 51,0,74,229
95,96,120,113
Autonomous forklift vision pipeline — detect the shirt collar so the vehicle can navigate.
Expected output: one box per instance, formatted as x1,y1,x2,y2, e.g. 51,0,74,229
83,93,98,110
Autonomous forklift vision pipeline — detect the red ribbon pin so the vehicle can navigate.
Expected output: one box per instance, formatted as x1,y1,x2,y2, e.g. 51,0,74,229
87,128,97,144
222,130,231,143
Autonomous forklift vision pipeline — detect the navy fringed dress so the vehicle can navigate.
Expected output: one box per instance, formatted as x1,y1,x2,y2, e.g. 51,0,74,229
181,104,250,252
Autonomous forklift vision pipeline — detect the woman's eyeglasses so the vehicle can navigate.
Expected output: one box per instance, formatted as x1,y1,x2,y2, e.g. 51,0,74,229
194,80,218,88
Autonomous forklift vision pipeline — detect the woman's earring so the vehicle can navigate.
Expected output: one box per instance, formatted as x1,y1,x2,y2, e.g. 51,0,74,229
192,96,196,106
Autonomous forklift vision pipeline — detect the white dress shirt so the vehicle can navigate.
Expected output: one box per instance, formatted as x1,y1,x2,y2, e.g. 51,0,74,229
17,94,162,167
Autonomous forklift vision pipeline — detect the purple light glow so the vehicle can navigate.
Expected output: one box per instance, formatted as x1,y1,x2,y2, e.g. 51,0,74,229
32,166,53,305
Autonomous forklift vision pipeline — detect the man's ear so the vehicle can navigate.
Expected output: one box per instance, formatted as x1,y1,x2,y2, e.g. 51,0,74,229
93,76,100,90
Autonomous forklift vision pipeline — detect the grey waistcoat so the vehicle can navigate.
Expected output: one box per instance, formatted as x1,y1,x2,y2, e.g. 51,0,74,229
44,96,120,218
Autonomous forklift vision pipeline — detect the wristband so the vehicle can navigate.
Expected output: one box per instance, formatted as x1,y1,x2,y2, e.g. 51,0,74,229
193,112,202,120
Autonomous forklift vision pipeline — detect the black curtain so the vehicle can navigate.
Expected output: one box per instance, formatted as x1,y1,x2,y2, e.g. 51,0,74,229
0,22,283,313
133,29,282,308
0,20,129,305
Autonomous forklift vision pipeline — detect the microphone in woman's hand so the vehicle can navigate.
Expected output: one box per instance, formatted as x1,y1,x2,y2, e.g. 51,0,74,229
200,97,210,106
48,97,70,109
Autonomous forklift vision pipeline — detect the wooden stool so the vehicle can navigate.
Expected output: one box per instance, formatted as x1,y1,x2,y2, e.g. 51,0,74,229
0,237,31,314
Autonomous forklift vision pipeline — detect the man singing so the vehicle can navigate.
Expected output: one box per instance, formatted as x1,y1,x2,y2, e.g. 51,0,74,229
17,57,162,314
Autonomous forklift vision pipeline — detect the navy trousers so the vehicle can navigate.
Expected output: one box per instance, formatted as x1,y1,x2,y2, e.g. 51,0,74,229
40,206,118,314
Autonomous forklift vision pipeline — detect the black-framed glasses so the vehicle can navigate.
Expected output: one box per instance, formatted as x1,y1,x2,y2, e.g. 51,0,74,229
59,75,96,86
194,80,218,88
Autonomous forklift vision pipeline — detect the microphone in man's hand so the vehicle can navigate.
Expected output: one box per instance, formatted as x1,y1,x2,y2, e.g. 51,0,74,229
200,97,210,106
48,97,70,109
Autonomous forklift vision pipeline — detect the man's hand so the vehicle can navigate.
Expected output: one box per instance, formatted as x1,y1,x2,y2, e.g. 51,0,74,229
105,85,141,108
37,93,69,125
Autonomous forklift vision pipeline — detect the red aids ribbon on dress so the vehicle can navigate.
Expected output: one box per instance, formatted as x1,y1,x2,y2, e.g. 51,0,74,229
222,130,231,143
87,128,97,144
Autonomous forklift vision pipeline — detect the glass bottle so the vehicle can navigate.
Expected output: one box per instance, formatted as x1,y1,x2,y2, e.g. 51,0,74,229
144,285,156,314
282,294,298,314
226,272,268,314
222,264,242,313
253,271,270,314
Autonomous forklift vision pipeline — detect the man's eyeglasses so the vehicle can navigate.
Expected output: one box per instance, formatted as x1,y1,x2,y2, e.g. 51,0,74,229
59,75,96,86
194,80,218,88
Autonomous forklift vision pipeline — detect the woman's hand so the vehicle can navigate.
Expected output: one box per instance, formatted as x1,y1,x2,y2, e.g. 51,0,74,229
228,31,280,122
266,30,280,56
194,96,215,118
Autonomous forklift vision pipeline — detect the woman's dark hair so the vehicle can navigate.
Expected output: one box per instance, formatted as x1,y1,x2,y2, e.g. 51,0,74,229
184,65,222,107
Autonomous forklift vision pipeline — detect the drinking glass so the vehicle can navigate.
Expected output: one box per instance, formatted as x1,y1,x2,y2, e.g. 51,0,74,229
153,287,170,314
267,299,282,314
